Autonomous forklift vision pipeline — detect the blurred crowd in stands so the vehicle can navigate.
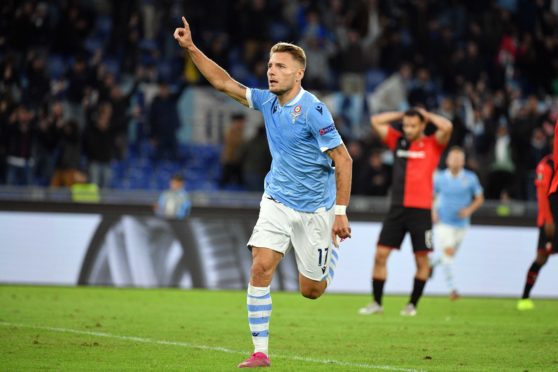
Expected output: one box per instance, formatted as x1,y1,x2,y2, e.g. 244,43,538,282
0,0,557,201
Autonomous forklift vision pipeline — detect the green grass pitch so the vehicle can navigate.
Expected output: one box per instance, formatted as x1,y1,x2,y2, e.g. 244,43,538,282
0,285,556,371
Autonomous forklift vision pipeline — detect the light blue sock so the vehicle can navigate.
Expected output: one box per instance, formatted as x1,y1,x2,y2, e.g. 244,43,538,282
247,284,271,355
324,246,339,287
441,254,456,291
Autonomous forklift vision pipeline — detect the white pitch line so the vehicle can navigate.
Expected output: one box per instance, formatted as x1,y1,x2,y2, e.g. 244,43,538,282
0,321,425,372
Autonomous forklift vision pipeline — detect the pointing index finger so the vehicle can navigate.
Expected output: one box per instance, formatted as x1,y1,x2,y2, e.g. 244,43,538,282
182,16,188,28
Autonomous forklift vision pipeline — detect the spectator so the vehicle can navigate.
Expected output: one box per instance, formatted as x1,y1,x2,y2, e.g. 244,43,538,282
5,105,35,186
220,113,246,188
34,102,62,185
71,170,100,203
64,55,91,127
357,150,391,196
50,119,81,188
240,125,271,192
83,102,115,189
149,80,183,161
486,123,516,199
338,30,367,94
368,62,412,113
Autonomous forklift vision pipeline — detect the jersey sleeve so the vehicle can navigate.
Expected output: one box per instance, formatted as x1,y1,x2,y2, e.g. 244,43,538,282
470,172,484,197
306,102,343,152
384,126,402,150
246,88,271,111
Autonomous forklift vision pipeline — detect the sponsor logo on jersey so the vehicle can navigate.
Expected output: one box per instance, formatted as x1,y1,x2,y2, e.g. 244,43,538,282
319,124,335,136
396,149,426,159
316,105,323,115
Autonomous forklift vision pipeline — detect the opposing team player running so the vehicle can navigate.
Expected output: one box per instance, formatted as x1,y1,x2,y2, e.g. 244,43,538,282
518,121,557,310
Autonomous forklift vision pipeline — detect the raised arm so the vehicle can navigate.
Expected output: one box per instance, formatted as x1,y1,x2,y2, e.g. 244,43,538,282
174,16,248,106
417,108,453,146
327,144,353,247
370,111,404,141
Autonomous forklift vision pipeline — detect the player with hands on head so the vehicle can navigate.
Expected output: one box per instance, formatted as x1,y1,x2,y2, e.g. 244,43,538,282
359,107,452,316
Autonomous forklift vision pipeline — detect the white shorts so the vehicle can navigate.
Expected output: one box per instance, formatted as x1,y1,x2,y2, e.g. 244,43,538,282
247,196,335,281
434,223,467,251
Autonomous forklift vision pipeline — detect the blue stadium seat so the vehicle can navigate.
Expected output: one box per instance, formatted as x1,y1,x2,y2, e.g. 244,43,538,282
366,69,388,92
84,37,106,54
48,55,67,79
94,15,113,39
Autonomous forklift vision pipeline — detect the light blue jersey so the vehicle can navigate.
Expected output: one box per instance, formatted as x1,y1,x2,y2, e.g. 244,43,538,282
247,87,343,212
434,169,483,228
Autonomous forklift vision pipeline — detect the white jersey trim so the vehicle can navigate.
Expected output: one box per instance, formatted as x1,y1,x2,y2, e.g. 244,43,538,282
284,87,306,107
246,88,254,109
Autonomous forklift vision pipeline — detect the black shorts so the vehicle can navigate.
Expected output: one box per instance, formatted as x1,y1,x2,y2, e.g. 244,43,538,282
377,206,433,254
536,227,554,253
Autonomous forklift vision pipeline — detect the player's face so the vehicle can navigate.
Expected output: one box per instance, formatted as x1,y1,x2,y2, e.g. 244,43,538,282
402,116,425,141
267,52,304,95
170,179,184,191
446,150,465,171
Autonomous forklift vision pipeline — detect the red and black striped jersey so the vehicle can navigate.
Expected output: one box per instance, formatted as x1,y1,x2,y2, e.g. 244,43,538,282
535,154,554,226
384,126,446,210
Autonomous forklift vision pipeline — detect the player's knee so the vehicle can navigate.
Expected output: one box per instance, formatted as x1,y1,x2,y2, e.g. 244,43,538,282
300,287,323,300
374,251,389,266
250,262,274,284
536,253,549,265
299,280,325,300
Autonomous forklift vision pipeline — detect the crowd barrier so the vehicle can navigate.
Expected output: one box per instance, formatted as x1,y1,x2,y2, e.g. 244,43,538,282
1,194,556,298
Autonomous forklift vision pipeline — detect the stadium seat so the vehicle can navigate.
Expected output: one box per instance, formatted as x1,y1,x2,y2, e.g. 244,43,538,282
366,69,388,92
48,55,67,79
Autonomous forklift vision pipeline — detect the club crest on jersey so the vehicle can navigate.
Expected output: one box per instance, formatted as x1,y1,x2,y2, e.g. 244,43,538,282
291,105,302,123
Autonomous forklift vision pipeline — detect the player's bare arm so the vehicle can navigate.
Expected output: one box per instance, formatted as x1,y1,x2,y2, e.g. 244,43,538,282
173,16,248,106
459,193,484,219
418,108,453,145
370,112,404,141
327,144,352,247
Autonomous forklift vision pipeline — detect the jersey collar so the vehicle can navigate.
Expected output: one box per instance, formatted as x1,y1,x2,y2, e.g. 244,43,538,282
445,168,464,178
283,87,305,107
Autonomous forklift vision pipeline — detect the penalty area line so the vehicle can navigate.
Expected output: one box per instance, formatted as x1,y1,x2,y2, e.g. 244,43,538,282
0,321,424,372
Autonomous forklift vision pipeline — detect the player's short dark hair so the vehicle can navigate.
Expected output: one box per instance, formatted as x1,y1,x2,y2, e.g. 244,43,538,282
448,145,464,154
231,112,246,121
171,173,185,182
270,42,306,69
403,108,425,122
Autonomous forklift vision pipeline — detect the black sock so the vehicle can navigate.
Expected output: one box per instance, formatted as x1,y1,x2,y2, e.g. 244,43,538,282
409,278,427,306
372,278,385,306
522,261,543,299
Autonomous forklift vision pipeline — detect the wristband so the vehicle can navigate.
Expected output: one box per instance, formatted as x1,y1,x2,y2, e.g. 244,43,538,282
334,205,347,215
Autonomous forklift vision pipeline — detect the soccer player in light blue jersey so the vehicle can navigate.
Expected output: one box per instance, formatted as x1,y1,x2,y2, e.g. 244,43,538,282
431,146,484,300
174,17,353,368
